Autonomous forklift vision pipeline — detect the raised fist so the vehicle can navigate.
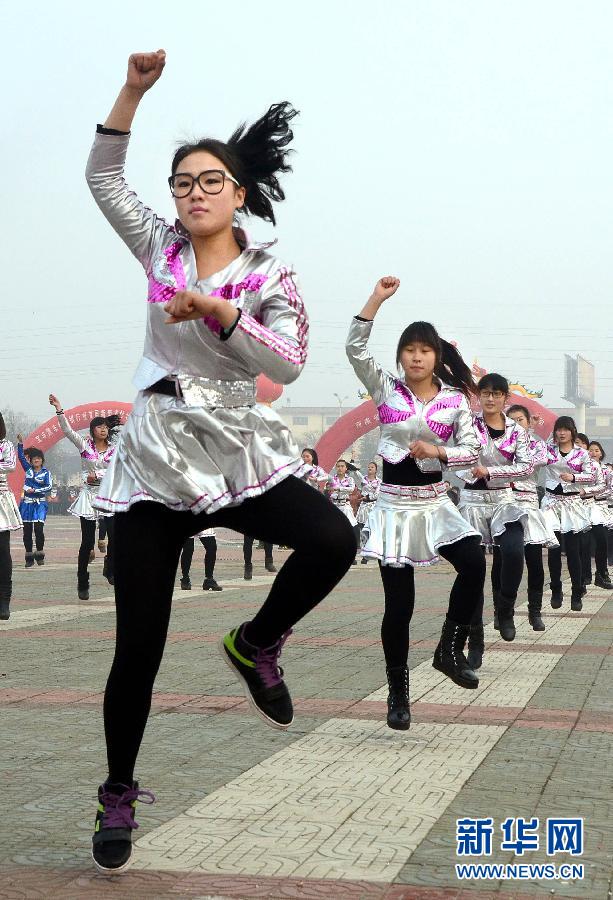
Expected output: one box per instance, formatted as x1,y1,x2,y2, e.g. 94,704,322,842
49,394,61,411
126,50,166,93
372,276,400,303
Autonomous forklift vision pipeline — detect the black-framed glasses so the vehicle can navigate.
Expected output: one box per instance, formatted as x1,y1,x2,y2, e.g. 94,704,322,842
480,390,506,400
168,169,241,198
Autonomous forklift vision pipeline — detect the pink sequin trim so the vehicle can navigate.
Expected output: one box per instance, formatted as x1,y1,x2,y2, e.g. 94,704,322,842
378,382,416,424
147,241,186,304
210,273,270,300
497,429,517,461
425,394,463,442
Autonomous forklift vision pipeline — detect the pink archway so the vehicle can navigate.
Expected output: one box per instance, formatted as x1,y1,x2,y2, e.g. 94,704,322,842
7,402,132,497
315,395,557,471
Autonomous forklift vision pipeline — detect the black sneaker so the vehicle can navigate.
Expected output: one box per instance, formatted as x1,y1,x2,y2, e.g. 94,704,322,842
25,553,35,568
360,557,368,564
203,577,223,591
219,622,293,729
180,576,192,590
571,597,583,611
264,561,277,573
594,572,613,590
243,565,253,581
78,588,90,601
34,551,45,566
92,781,155,875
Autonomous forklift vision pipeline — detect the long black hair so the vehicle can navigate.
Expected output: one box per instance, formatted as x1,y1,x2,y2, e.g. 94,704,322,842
302,447,319,466
0,412,5,441
395,322,475,398
589,440,606,461
172,102,299,225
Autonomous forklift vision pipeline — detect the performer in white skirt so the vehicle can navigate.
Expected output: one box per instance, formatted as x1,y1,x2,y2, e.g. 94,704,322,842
542,416,595,611
86,49,355,874
326,460,359,561
456,375,534,656
179,528,222,591
0,413,22,620
48,395,117,600
354,461,381,564
301,448,328,491
346,276,484,731
582,441,613,590
506,404,559,632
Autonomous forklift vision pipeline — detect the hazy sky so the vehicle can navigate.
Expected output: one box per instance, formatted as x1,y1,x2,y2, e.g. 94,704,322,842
2,0,612,424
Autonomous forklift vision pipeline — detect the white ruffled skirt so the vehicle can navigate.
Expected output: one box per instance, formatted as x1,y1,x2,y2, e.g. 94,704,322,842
540,492,591,534
68,485,110,521
332,499,357,527
361,482,480,568
592,500,613,529
511,491,559,548
0,489,22,532
356,499,376,526
458,488,527,547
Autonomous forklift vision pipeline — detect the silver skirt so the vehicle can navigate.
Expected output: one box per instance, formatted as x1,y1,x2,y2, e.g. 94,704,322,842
332,499,357,527
95,391,308,516
361,482,480,568
540,492,591,534
68,485,110,521
511,492,559,548
458,488,527,547
584,497,613,528
0,489,22,532
356,499,376,525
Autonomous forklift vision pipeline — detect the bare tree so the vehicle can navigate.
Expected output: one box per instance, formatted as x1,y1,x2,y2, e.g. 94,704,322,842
0,406,38,441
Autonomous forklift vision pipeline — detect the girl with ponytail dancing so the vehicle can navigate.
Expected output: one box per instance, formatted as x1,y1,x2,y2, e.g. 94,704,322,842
346,277,484,732
86,50,354,874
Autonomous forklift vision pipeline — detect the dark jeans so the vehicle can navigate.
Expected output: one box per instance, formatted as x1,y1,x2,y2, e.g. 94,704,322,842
0,531,12,600
180,535,217,579
23,521,45,553
379,535,485,668
78,516,115,588
548,531,582,596
243,535,273,565
103,477,356,784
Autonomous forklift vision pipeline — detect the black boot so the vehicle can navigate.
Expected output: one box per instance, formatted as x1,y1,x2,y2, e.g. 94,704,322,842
594,571,613,590
0,587,10,621
264,560,277,574
550,582,563,609
570,592,583,612
497,594,516,642
492,589,500,630
432,618,479,689
179,576,192,590
527,590,545,631
34,551,45,566
25,552,35,568
467,623,484,670
243,564,253,581
78,574,90,601
385,666,411,730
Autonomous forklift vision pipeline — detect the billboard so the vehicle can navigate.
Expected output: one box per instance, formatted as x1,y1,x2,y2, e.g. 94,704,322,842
564,354,595,405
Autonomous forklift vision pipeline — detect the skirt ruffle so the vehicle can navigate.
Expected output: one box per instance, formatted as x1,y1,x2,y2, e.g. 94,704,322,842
593,502,613,529
68,486,108,521
511,493,559,547
357,499,376,525
361,483,480,567
585,498,610,527
94,391,309,516
0,490,23,531
540,493,591,534
458,489,527,547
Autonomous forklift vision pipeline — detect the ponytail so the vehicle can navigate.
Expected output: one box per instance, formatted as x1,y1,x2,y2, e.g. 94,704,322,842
172,101,299,225
436,340,476,398
0,412,5,441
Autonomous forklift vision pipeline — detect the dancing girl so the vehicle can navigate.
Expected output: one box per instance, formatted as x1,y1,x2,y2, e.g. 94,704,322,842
16,437,52,567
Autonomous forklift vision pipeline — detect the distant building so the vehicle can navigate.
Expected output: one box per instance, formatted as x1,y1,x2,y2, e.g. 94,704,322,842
549,407,613,456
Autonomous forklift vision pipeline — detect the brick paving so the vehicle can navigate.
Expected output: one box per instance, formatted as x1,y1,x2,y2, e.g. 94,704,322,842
1,518,612,898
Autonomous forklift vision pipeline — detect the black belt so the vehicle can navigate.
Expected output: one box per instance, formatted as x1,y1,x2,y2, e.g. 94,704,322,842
148,378,183,398
546,488,580,496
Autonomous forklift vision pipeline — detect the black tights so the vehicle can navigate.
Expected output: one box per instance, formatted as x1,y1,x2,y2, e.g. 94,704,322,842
0,531,11,600
379,535,485,668
22,521,45,553
243,535,273,565
524,544,545,594
472,522,525,624
548,531,582,596
180,535,217,579
581,525,609,580
78,517,115,588
104,477,356,784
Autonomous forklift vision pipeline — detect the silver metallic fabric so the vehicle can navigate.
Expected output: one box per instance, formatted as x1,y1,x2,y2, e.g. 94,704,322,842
0,440,22,532
511,431,548,496
362,482,479,567
58,415,115,521
345,318,479,469
458,488,528,547
540,493,591,534
456,415,533,489
544,445,596,493
326,475,357,527
86,131,309,514
511,492,559,548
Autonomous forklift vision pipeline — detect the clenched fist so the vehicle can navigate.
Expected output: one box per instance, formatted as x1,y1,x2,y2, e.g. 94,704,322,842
126,50,166,93
372,276,400,304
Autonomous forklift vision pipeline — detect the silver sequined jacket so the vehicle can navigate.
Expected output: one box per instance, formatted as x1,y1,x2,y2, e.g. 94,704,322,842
510,431,548,495
346,317,479,471
457,415,534,489
544,445,596,493
85,132,308,397
0,440,16,491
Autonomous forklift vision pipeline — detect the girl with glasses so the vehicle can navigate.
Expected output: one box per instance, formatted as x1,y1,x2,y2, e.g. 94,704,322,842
506,404,559,632
456,374,534,664
0,413,21,620
541,416,595,610
346,277,485,732
86,49,355,874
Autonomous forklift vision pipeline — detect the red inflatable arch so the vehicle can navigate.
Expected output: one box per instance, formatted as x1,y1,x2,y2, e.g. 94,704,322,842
7,402,133,497
315,395,557,472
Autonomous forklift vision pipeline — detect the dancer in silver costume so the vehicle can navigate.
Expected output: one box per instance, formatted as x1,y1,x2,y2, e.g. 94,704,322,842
354,462,381,564
48,395,117,600
86,50,355,875
346,276,485,732
0,412,22,620
326,460,359,563
506,404,559,633
456,375,534,658
179,528,222,592
582,441,613,590
541,416,595,611
301,448,327,491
